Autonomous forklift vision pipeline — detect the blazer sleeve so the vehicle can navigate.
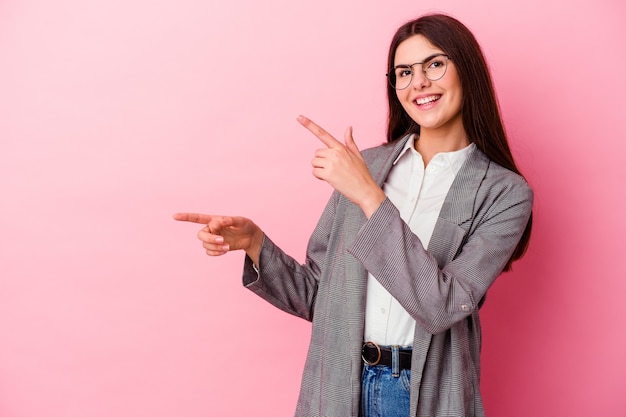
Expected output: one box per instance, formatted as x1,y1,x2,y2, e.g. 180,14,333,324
348,171,533,334
242,191,339,322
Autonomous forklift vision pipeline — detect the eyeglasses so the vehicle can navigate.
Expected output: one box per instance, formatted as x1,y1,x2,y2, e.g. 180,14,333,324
387,54,451,90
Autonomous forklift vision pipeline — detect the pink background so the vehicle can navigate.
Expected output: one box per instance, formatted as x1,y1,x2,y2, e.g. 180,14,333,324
1,0,625,416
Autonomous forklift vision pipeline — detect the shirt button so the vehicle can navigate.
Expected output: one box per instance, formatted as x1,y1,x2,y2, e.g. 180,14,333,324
380,308,386,314
461,304,469,311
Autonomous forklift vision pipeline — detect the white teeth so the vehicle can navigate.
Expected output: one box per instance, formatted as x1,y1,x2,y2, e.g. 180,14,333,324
416,95,440,105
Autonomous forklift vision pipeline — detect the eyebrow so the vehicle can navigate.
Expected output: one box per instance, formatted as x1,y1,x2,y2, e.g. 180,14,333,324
394,53,446,67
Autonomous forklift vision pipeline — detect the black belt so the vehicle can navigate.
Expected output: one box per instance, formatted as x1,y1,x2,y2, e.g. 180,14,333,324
362,342,412,370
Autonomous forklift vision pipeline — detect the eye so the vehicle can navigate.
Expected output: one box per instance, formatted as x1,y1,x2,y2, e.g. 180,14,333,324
425,57,447,70
394,66,412,78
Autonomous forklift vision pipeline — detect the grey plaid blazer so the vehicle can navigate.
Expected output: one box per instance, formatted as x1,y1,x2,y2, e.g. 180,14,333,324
243,135,533,417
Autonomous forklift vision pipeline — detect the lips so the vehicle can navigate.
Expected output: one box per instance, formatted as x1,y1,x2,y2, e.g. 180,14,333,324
414,94,441,106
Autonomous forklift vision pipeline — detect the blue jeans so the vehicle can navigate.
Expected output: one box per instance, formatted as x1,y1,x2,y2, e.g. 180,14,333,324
361,363,411,417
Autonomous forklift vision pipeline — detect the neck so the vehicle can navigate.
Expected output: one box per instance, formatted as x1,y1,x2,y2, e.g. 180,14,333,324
414,126,470,166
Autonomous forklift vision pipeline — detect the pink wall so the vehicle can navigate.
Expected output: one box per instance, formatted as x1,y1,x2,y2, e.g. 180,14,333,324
1,0,625,416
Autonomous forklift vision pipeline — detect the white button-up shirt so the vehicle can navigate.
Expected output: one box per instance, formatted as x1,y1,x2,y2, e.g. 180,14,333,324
364,136,474,346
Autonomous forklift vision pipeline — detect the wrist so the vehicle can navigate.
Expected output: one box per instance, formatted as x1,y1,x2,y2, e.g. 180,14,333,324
245,227,264,266
360,188,386,219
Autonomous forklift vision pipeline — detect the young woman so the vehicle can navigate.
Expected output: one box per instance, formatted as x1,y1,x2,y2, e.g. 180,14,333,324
175,13,533,417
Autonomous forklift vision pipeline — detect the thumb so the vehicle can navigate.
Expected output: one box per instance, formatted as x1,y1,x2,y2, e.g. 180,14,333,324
344,126,361,156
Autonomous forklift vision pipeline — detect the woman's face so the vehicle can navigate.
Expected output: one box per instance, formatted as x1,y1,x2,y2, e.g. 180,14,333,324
393,35,464,136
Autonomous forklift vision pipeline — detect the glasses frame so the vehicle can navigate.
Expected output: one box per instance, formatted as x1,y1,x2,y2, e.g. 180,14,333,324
387,53,451,90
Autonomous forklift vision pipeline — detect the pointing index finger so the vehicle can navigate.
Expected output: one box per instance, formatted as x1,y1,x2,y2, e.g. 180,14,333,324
297,115,342,149
173,212,213,224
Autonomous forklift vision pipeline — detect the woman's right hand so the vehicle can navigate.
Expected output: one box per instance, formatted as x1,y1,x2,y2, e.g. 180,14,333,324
173,213,264,265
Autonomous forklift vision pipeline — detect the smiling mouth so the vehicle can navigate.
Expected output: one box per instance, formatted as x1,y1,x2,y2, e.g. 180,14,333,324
415,95,441,105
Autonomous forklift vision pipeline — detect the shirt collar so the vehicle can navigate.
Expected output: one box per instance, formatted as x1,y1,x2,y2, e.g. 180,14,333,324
393,134,475,175
392,134,417,165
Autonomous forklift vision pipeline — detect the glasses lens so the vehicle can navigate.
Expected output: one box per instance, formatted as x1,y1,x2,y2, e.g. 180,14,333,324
389,66,412,90
423,56,448,81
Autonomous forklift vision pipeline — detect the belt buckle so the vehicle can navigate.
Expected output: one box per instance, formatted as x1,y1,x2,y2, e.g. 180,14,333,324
362,341,381,366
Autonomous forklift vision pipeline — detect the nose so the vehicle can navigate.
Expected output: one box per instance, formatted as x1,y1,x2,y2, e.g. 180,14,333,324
411,69,430,89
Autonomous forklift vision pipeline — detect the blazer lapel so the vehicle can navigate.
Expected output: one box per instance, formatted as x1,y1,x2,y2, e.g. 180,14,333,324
428,146,490,267
370,135,412,186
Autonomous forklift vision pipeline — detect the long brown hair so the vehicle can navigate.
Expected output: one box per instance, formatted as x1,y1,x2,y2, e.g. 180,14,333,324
386,14,532,270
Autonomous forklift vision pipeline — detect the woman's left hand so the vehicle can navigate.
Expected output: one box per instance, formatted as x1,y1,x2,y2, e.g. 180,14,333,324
297,115,386,218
